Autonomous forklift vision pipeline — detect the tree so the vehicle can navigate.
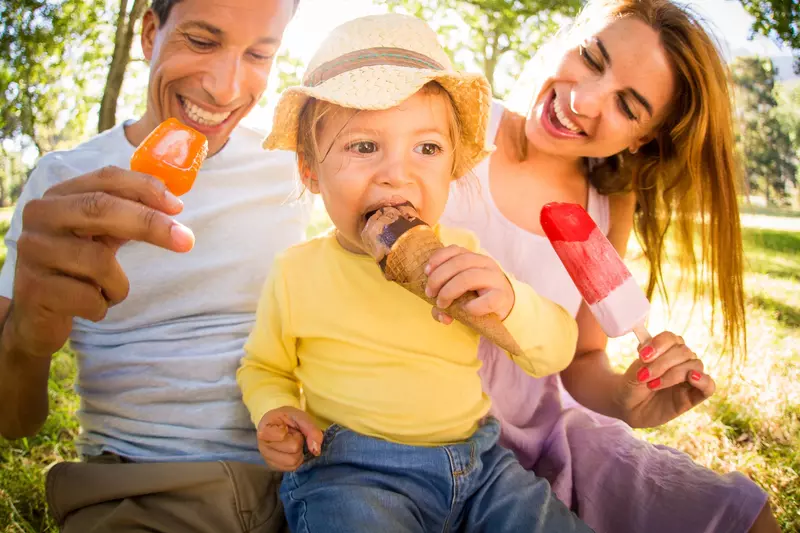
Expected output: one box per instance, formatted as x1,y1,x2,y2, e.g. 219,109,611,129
737,0,800,73
98,0,148,132
0,0,108,154
731,57,798,206
383,0,581,96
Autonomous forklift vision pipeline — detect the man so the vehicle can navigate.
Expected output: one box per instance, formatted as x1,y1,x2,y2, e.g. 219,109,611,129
0,1,305,530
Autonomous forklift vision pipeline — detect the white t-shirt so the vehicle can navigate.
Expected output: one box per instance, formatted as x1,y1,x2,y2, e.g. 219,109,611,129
0,122,311,463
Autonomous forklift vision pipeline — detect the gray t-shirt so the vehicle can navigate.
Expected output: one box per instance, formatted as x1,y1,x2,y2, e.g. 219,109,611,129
0,122,311,463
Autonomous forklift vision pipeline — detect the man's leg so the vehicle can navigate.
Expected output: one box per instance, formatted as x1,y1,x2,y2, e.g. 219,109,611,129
47,455,287,533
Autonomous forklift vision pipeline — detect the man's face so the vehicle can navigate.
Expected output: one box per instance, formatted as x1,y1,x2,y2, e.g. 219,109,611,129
140,0,294,155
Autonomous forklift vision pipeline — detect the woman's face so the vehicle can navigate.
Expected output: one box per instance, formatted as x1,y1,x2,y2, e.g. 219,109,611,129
525,17,676,159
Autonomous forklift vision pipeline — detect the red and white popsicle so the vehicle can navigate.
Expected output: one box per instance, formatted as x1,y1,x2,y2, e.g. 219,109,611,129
540,202,652,344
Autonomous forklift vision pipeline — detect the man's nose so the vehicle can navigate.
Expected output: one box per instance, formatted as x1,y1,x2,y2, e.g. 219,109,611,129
202,53,243,106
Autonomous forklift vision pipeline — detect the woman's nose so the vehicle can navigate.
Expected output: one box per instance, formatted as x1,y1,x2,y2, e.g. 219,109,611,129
570,79,610,118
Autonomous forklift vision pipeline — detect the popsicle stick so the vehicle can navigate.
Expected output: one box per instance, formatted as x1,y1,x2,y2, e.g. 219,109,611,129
632,324,652,345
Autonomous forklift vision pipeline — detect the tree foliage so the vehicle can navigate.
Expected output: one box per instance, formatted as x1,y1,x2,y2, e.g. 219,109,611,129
732,57,799,206
383,0,580,96
737,0,800,73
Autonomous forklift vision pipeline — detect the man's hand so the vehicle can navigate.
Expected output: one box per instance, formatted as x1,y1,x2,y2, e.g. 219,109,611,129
424,245,514,324
8,165,194,358
257,407,323,472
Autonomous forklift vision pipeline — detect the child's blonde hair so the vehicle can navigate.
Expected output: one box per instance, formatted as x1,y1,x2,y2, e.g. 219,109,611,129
296,81,469,181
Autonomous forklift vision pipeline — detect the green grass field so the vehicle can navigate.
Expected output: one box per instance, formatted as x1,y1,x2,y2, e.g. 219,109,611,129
1,211,799,532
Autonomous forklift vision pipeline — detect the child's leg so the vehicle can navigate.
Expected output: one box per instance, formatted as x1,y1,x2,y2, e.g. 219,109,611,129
456,419,595,533
279,425,453,533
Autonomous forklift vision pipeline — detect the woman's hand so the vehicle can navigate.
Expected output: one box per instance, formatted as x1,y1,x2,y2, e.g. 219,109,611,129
424,245,514,323
613,331,716,428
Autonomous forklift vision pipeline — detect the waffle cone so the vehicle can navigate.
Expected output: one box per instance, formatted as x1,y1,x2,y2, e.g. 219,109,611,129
383,226,523,356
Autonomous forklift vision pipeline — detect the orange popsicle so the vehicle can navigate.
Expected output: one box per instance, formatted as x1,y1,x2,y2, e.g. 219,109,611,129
130,118,208,196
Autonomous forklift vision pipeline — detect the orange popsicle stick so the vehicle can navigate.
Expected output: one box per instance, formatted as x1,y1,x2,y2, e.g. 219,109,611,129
130,118,208,196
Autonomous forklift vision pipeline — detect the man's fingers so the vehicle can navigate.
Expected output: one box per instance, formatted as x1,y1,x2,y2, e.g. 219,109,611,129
16,269,109,322
23,194,194,253
44,165,183,215
17,232,130,305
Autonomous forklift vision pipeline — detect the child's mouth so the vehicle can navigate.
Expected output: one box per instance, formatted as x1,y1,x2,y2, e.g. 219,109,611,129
362,199,416,223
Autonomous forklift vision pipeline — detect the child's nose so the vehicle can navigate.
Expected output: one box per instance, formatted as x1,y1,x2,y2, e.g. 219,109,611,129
377,157,414,188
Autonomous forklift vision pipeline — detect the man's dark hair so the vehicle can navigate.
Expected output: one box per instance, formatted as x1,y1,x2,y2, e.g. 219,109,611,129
150,0,300,26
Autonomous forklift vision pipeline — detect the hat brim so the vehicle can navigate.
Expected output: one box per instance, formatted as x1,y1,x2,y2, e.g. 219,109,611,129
263,65,493,175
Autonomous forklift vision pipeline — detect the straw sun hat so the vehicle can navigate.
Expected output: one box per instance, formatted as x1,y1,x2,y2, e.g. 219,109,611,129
262,13,493,173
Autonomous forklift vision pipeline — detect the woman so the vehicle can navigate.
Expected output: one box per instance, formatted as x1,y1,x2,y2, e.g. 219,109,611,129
440,0,780,531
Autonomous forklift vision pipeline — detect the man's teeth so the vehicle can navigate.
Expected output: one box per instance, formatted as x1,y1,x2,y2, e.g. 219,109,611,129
553,98,583,134
181,98,231,126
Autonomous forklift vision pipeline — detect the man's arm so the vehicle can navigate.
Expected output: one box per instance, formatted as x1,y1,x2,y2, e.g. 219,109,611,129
0,165,193,440
0,296,53,438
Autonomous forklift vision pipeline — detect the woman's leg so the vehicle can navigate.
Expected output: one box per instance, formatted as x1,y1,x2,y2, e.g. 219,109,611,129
749,502,780,533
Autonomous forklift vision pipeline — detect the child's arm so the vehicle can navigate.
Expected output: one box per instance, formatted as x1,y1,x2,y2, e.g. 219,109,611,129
236,260,302,426
425,231,578,378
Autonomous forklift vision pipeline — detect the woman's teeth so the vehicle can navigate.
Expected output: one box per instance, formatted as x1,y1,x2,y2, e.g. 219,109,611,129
553,98,583,134
180,97,231,126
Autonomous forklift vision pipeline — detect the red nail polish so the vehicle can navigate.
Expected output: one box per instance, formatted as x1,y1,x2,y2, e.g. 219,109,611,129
690,371,702,381
639,346,655,361
637,367,650,382
647,378,662,390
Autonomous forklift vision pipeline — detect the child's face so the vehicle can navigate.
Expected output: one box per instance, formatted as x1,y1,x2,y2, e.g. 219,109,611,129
309,90,456,254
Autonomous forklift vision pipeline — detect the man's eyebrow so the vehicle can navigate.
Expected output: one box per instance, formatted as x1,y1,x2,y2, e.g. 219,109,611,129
180,20,224,36
179,20,281,45
630,89,653,116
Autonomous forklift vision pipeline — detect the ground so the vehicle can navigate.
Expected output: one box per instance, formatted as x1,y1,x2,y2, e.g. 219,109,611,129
1,206,798,532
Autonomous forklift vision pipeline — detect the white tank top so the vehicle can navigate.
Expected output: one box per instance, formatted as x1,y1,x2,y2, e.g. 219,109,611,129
441,100,611,317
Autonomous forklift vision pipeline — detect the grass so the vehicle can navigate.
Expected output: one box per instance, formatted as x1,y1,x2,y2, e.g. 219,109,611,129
1,208,799,532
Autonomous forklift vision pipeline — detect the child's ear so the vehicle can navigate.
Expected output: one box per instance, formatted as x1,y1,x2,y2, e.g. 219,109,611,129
297,155,320,194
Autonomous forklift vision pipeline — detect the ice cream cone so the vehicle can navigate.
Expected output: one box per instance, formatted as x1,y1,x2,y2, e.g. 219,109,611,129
361,204,523,356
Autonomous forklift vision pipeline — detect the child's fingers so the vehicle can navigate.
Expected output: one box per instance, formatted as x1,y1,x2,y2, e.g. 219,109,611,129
257,421,288,443
434,268,492,309
265,429,305,455
643,358,704,392
257,441,304,472
431,307,454,325
425,249,493,299
462,289,505,317
425,245,469,277
281,410,324,456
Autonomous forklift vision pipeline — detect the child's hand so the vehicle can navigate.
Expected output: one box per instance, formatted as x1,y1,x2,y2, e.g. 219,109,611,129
256,406,324,472
424,245,514,322
613,331,716,428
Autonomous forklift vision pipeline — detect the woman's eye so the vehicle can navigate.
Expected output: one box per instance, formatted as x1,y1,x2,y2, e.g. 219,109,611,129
617,95,637,121
414,143,442,156
348,141,377,154
579,44,602,73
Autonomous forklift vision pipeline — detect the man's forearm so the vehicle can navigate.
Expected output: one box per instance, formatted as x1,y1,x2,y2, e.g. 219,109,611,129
0,306,53,439
560,349,626,421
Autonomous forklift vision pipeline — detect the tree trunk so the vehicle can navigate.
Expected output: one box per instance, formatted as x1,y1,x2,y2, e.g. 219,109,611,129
483,33,498,96
98,0,148,132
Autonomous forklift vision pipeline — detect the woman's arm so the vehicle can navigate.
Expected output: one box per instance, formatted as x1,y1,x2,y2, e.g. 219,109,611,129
559,192,636,420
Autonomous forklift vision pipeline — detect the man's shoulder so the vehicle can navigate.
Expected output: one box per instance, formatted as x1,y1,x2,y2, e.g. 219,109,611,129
223,124,295,165
27,124,132,194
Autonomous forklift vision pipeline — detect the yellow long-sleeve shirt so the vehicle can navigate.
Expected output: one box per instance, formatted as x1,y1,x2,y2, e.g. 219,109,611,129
237,226,578,446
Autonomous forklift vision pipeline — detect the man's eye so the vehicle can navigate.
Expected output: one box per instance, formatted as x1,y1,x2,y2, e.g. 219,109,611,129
187,35,215,50
348,141,377,154
414,143,442,156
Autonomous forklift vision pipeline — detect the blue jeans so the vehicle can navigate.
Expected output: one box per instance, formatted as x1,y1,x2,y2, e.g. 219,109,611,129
280,418,594,533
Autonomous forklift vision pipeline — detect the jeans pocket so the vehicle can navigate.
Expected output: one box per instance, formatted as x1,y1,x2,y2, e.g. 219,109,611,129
296,423,345,472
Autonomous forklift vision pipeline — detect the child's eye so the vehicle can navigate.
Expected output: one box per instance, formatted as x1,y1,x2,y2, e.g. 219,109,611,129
414,143,442,156
347,141,377,154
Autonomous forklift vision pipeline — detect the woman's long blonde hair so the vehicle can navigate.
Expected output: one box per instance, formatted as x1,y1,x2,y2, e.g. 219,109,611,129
509,0,746,357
